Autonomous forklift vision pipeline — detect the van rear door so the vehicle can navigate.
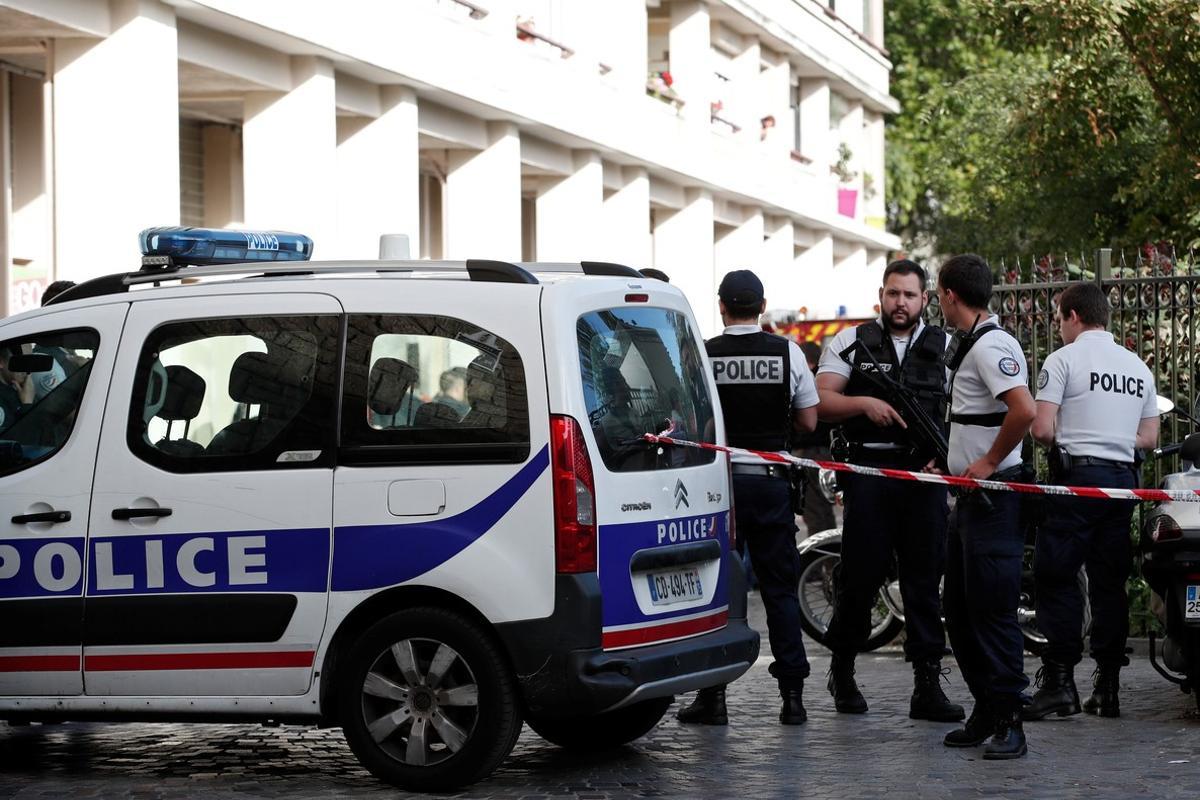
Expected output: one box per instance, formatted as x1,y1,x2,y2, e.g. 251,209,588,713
570,302,732,651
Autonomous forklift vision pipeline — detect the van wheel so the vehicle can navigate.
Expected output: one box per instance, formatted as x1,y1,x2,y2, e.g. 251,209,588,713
525,697,671,750
337,607,521,792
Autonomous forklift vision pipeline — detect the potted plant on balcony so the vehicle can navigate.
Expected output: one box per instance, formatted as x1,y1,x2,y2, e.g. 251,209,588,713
832,142,857,218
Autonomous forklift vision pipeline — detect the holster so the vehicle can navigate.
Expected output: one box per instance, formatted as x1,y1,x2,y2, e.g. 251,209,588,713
1046,443,1072,483
789,466,806,515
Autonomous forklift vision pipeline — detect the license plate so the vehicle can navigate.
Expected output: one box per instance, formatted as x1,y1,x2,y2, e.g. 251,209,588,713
1187,586,1200,620
647,567,703,606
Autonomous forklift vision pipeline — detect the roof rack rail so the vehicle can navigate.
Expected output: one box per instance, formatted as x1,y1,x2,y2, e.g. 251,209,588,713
42,258,542,306
464,259,538,284
579,261,643,278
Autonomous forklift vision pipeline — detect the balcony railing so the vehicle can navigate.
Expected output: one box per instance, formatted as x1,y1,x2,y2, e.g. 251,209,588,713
516,21,574,59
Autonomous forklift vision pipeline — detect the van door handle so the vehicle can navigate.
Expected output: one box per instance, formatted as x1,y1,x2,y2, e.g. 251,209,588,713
11,510,71,525
112,507,173,520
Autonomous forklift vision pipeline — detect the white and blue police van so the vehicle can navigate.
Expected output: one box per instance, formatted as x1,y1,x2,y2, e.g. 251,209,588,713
0,227,758,791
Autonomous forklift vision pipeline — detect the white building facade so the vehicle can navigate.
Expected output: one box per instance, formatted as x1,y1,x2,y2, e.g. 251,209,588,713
0,0,899,334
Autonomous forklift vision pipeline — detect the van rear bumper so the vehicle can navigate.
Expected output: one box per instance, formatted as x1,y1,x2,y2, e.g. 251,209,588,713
495,565,759,718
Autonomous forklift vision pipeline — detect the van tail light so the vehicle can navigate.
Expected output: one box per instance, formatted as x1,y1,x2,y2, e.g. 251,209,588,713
1149,515,1183,543
550,415,597,573
725,453,737,552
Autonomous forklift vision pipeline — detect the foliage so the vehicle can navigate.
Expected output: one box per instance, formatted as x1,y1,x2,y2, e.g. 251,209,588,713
831,142,857,184
886,0,1200,257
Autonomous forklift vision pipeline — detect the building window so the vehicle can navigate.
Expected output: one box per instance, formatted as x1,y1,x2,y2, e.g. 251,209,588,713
179,119,205,228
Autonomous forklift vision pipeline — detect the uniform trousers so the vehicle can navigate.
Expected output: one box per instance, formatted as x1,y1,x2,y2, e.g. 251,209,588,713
734,473,810,689
1035,463,1136,667
944,482,1030,704
825,456,949,662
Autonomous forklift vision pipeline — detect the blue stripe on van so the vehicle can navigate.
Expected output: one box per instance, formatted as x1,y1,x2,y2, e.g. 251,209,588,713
598,511,729,628
331,446,550,591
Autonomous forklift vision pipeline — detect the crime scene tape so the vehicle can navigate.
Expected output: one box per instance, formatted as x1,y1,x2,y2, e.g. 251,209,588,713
641,432,1200,503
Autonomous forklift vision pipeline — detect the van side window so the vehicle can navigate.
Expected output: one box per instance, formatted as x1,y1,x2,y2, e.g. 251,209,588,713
0,328,100,476
577,307,717,472
126,316,339,473
340,315,530,465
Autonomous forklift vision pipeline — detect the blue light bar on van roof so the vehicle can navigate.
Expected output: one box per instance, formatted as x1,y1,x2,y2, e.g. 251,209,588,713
138,226,313,268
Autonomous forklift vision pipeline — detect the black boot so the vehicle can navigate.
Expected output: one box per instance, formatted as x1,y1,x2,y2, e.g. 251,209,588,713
676,685,728,725
827,655,868,714
983,698,1028,760
910,660,966,722
943,701,996,747
780,685,807,725
1082,664,1121,718
1021,660,1081,721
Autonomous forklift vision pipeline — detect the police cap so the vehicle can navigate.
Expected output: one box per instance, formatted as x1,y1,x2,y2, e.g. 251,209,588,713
718,269,764,306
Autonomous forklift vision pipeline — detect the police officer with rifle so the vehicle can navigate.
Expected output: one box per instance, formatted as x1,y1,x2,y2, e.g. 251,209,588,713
816,259,964,722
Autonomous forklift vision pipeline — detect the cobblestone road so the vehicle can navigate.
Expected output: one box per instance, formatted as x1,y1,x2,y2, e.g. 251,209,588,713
3,596,1198,800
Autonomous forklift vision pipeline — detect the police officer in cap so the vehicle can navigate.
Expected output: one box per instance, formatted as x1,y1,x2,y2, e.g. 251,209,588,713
675,269,819,725
936,254,1035,760
1024,282,1158,720
815,259,963,722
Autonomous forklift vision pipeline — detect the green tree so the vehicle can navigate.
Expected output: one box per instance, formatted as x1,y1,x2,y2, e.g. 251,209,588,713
886,0,1200,257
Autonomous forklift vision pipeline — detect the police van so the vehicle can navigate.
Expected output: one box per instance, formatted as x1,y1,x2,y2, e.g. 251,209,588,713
0,227,757,791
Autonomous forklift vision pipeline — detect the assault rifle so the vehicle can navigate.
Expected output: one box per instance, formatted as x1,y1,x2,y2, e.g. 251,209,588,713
837,339,949,470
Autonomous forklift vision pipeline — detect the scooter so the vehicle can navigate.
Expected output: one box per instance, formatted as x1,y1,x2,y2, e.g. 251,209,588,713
1141,396,1200,712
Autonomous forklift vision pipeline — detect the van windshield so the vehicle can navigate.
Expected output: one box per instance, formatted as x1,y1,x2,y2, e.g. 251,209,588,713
577,307,716,472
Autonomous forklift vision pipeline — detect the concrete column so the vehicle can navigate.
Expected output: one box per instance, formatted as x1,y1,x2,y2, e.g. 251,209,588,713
729,37,759,142
652,188,715,334
714,207,764,278
834,244,871,317
757,51,792,159
52,0,179,282
598,0,647,94
797,79,830,169
9,72,53,315
335,86,420,260
445,121,521,261
244,56,337,254
599,165,650,268
794,232,835,318
866,250,888,296
838,100,866,201
668,0,711,126
863,110,886,224
201,125,244,229
534,150,602,261
868,0,885,47
761,217,795,316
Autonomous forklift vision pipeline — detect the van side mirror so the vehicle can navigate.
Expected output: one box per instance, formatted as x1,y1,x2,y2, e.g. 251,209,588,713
7,353,54,373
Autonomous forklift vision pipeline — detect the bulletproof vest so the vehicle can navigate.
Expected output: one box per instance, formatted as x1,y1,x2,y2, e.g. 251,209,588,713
842,322,948,446
705,332,792,452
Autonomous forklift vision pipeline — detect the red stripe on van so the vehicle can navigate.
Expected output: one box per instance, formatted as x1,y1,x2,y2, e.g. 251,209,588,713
84,651,315,672
0,655,81,672
602,610,728,649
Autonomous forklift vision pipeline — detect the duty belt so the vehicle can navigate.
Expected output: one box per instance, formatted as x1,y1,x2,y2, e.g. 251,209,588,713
950,412,1007,427
1067,454,1135,469
731,463,790,479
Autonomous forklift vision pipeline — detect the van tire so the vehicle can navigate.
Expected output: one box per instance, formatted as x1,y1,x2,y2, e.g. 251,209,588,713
337,607,522,792
525,697,671,750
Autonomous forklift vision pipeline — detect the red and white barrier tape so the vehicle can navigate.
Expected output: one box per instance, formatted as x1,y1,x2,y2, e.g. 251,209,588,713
641,433,1200,503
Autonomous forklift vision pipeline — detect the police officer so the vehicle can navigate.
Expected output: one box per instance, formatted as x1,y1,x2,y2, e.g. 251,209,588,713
675,269,819,725
1024,282,1158,720
936,254,1035,760
816,259,963,721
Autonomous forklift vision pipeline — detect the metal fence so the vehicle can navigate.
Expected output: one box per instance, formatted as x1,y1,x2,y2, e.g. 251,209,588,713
927,245,1199,483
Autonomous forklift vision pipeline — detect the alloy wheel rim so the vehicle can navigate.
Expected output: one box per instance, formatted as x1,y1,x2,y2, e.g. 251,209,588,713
360,637,480,767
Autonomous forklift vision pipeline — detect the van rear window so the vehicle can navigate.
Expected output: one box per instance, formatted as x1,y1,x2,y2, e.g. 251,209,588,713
577,308,716,472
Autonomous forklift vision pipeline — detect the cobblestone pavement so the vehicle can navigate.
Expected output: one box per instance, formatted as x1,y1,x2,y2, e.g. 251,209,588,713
2,596,1198,800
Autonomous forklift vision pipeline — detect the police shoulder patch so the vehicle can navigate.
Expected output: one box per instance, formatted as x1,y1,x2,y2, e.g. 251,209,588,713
1037,368,1049,390
998,357,1021,377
